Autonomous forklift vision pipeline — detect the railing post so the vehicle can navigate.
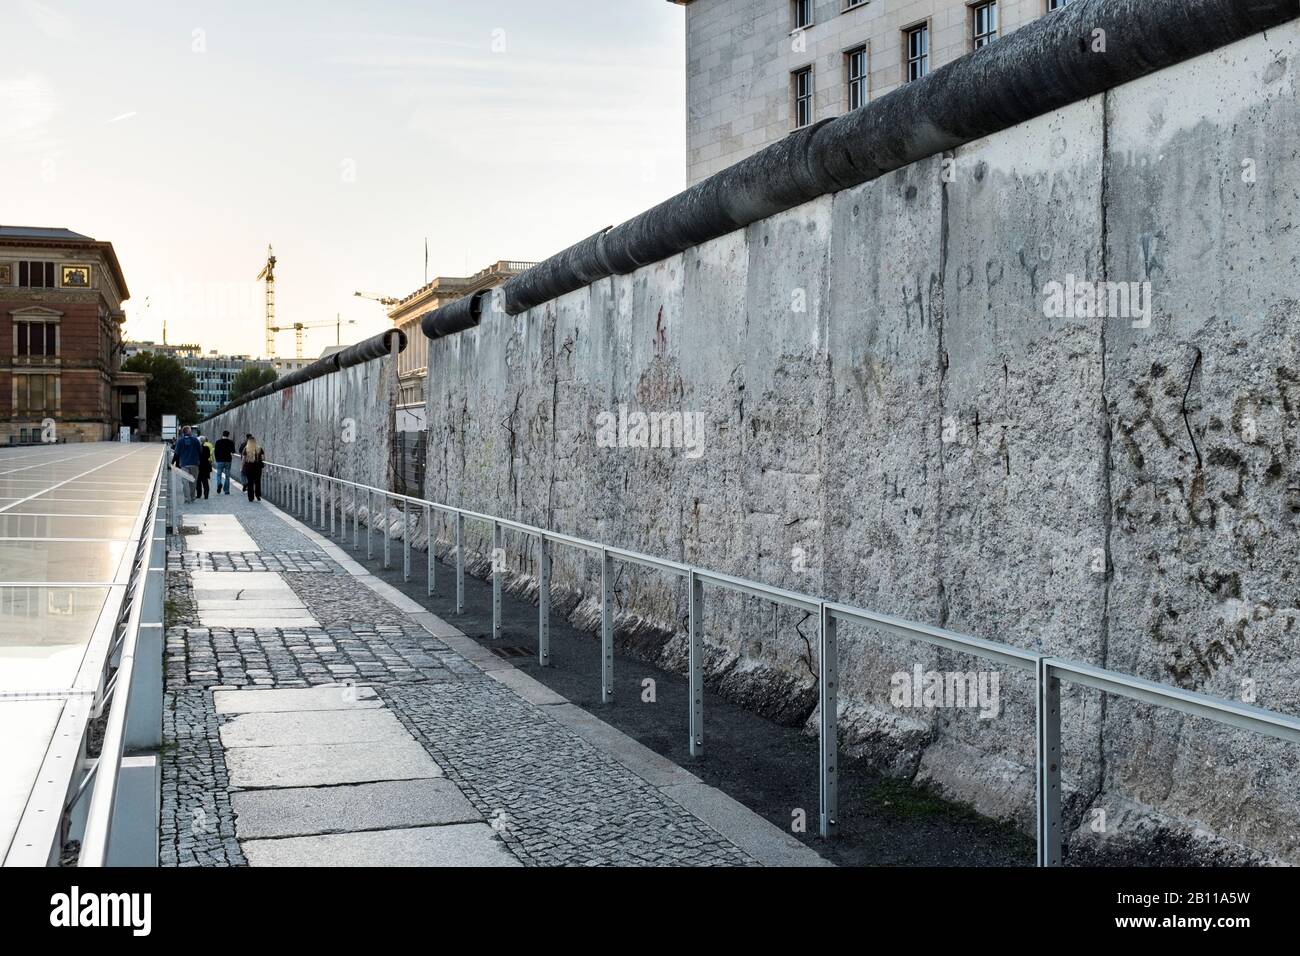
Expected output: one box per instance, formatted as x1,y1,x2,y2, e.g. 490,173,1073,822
491,520,502,638
403,501,411,582
688,569,704,757
381,494,391,569
425,505,434,596
819,602,838,838
329,479,336,536
1036,656,1063,867
538,535,550,667
454,512,465,614
352,485,359,549
318,476,326,529
601,548,614,704
366,489,374,560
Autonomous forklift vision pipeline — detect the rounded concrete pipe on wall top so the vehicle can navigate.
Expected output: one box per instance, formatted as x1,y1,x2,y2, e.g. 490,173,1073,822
496,0,1299,317
420,289,491,340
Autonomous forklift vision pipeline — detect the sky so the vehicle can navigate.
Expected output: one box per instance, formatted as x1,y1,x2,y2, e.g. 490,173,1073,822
0,0,686,358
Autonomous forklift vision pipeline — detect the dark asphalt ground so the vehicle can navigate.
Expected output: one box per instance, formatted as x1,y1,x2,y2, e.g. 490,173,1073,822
318,515,1035,867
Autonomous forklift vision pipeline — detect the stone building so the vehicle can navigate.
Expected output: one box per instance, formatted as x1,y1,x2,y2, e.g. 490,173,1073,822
0,226,143,443
387,259,535,424
673,0,1074,183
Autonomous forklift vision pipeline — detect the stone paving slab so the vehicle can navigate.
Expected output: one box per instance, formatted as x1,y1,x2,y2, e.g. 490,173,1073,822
191,571,291,590
198,598,308,611
215,685,381,714
241,823,520,867
226,738,443,789
186,515,258,551
201,613,320,628
220,707,416,748
230,779,481,839
187,589,293,601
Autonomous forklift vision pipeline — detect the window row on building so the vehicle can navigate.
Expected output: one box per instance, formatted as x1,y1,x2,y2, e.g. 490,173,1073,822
0,259,94,289
789,0,1073,130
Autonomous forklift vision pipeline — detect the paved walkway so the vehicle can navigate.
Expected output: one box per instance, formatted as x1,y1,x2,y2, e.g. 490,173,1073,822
162,482,824,867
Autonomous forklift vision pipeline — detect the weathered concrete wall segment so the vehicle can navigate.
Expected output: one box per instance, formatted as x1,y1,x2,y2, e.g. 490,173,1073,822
424,25,1300,862
204,357,396,494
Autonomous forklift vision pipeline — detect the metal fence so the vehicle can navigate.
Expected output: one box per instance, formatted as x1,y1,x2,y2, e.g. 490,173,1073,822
260,460,1300,866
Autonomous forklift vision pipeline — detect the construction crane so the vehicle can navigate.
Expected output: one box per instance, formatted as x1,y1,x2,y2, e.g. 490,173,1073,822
256,245,277,358
267,317,355,359
354,290,400,308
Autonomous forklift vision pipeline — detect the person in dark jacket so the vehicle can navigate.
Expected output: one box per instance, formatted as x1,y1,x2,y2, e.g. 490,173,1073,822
213,431,235,495
196,434,213,500
172,426,203,503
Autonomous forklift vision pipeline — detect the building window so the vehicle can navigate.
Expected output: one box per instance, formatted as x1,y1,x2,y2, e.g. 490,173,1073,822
14,321,58,358
18,261,56,288
844,0,867,9
905,24,929,82
792,66,814,129
14,374,58,414
1047,0,1071,9
792,0,812,30
972,2,998,49
846,46,868,111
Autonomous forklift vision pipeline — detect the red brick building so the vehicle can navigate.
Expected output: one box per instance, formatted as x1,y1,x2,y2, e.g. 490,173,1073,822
0,226,145,443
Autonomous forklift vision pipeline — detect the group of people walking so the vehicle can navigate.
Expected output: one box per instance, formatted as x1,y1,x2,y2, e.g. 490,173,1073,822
171,426,265,502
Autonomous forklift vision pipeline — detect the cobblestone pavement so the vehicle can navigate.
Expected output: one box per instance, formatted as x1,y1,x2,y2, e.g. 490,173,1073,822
384,681,755,866
168,550,339,573
166,568,198,628
162,487,756,867
166,623,473,689
161,688,246,867
282,571,413,627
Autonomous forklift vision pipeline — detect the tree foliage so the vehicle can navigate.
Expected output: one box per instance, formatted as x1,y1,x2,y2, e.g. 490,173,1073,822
121,352,197,433
230,366,278,403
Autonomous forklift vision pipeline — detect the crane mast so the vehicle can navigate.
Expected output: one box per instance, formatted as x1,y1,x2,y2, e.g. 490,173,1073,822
256,244,277,358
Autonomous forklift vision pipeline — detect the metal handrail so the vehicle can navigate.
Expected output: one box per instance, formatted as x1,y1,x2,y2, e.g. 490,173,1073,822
77,453,165,866
260,460,1300,865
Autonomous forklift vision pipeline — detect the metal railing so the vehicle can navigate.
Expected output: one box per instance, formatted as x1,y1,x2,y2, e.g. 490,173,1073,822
260,461,1300,866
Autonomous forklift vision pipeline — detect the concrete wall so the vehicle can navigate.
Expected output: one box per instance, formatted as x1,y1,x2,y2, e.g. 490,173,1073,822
425,22,1300,863
685,0,1052,184
203,355,396,494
